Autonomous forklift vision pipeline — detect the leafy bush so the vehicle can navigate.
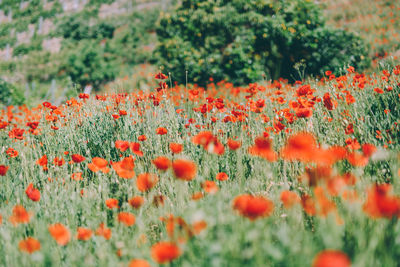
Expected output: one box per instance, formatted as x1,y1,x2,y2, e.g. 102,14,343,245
0,79,25,106
154,0,371,85
61,40,118,90
57,14,116,41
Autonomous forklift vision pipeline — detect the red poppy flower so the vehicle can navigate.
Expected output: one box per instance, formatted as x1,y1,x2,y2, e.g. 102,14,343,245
281,132,317,162
53,157,65,167
216,172,228,181
156,127,168,135
76,227,92,241
151,241,181,264
233,194,274,220
129,259,151,267
363,184,400,219
0,165,9,176
88,157,110,174
95,223,111,240
9,205,31,225
25,183,40,202
36,155,48,171
312,250,351,267
105,198,119,209
130,142,144,157
136,173,158,192
248,136,277,161
71,154,85,163
112,156,135,179
203,180,219,194
280,190,300,209
169,143,183,154
172,159,197,181
227,139,241,150
115,140,130,152
152,156,171,171
49,223,70,246
118,212,136,226
19,237,41,254
129,196,144,209
138,135,147,141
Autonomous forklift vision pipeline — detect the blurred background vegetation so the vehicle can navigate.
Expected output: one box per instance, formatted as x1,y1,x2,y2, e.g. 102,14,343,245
0,0,399,107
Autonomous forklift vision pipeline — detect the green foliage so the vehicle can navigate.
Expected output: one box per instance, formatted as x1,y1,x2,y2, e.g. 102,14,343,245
57,14,116,41
154,0,371,85
61,40,118,90
0,78,25,106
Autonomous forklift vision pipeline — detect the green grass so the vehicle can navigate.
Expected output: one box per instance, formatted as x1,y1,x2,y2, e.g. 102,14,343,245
0,65,399,266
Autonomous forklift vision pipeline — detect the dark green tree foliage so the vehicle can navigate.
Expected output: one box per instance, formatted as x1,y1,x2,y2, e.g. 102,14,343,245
62,41,117,90
154,0,371,85
0,79,25,106
57,15,116,41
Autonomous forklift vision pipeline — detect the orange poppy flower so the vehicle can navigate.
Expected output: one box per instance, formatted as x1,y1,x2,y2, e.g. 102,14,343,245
202,180,219,194
301,194,316,216
227,138,241,150
48,223,70,246
129,259,151,267
216,172,228,181
0,165,9,176
129,196,144,209
281,132,317,162
115,140,130,152
172,159,197,181
76,227,92,241
323,92,337,110
36,155,48,171
192,192,204,201
105,198,119,209
156,127,168,135
151,241,181,264
136,173,158,192
112,156,135,179
346,152,368,167
19,237,41,254
280,190,300,209
9,205,31,225
130,142,144,157
118,212,136,226
233,194,274,220
314,187,336,217
25,183,40,202
363,184,400,219
138,135,147,142
6,147,18,158
169,143,183,154
53,157,65,167
8,128,24,140
71,154,85,163
312,250,351,267
248,136,277,162
88,157,110,174
362,143,377,157
71,172,83,181
95,223,111,240
192,220,207,235
152,156,171,171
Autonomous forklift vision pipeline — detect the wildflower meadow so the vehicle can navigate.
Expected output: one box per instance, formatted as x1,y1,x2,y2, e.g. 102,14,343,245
1,66,400,266
1,0,400,267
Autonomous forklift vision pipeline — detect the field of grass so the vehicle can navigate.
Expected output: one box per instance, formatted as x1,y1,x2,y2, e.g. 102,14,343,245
0,64,399,266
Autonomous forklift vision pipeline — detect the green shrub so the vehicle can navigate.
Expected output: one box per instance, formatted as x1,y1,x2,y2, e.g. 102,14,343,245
61,40,118,90
57,14,116,41
154,0,371,85
0,79,25,106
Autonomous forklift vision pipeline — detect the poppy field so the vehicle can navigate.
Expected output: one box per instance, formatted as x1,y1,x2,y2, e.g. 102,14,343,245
0,65,399,267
